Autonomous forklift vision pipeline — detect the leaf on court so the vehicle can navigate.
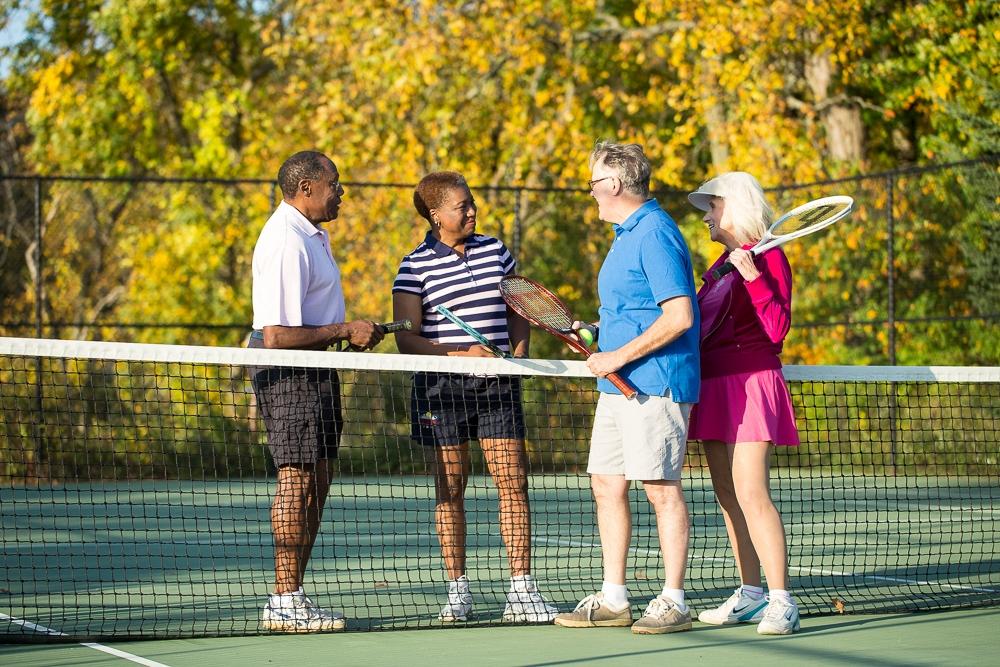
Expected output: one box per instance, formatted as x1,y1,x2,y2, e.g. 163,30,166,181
374,581,391,589
831,597,847,614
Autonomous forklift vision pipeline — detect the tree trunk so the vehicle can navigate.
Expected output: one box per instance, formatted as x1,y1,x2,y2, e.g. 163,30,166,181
805,51,864,163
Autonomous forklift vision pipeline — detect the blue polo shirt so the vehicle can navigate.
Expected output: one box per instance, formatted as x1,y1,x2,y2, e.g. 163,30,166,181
596,199,700,402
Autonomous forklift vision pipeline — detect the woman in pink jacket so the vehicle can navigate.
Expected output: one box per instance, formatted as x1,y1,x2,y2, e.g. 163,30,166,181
687,172,801,635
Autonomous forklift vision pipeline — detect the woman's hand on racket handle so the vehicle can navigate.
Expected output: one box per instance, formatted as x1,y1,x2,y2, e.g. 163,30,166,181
587,350,625,378
465,344,498,358
728,248,761,282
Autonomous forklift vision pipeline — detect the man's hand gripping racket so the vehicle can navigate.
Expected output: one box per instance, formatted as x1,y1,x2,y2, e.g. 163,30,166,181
713,195,853,279
499,275,638,399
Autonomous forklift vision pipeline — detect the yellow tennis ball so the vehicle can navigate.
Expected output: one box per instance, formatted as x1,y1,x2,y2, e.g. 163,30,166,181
578,327,594,347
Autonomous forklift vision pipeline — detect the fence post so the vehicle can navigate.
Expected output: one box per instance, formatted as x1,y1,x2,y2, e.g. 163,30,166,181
512,188,522,261
885,173,898,474
34,177,43,338
269,181,277,212
886,174,896,366
33,177,46,481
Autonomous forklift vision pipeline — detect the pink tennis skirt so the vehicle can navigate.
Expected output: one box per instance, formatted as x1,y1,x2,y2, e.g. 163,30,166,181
688,369,800,446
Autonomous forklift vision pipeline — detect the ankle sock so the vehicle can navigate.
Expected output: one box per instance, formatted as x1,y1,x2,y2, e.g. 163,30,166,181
601,582,629,610
660,587,688,612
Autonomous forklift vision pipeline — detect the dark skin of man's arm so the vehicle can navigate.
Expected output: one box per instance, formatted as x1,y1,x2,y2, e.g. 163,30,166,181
262,320,383,351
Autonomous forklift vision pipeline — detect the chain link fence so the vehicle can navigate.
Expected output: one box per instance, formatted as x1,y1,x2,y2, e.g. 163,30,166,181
0,157,996,365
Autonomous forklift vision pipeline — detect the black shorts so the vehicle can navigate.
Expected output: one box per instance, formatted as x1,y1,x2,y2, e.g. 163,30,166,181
410,372,526,447
248,333,343,466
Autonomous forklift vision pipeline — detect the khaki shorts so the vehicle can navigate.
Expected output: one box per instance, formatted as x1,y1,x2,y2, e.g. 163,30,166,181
587,392,692,481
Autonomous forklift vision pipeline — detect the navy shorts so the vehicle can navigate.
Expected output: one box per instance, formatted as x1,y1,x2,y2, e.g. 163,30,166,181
248,332,343,466
410,372,526,447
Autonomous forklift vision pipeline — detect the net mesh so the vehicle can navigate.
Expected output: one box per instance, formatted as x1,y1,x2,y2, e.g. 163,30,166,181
1,337,997,642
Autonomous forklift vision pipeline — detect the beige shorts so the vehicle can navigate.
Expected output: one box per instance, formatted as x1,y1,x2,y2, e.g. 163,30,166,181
587,392,692,481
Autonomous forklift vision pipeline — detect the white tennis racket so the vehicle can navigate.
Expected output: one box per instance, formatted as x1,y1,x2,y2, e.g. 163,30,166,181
712,195,854,279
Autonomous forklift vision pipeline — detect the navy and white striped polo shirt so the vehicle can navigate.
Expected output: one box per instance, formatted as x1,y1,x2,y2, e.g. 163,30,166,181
392,232,516,352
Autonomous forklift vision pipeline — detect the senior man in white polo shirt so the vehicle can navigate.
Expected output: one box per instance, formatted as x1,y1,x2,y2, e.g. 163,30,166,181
250,150,384,632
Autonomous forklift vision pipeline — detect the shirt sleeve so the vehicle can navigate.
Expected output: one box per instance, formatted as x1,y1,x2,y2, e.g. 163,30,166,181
254,232,308,327
497,240,517,275
392,256,423,295
640,229,692,305
742,247,792,343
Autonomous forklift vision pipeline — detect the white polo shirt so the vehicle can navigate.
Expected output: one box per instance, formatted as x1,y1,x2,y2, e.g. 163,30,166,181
252,201,346,329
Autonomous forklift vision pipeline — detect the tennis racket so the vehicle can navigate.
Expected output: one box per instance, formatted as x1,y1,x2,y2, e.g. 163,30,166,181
433,305,511,359
499,275,638,399
378,319,412,334
712,195,853,279
336,319,411,351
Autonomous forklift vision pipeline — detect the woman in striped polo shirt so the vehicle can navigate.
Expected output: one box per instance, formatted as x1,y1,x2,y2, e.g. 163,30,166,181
392,171,558,624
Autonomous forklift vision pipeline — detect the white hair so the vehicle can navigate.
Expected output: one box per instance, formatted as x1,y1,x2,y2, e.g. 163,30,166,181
689,171,772,245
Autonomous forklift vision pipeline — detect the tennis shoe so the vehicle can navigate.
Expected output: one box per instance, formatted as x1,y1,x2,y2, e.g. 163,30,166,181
553,592,633,628
502,575,558,623
631,595,692,635
262,590,345,633
698,588,768,625
756,597,801,635
438,575,473,622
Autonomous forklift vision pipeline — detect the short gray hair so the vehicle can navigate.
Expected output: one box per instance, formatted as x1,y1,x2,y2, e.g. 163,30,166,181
589,140,651,198
277,151,333,199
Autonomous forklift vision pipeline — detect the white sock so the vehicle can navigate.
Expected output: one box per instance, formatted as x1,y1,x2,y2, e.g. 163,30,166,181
449,575,470,592
601,582,629,610
741,584,764,599
660,587,687,612
769,589,793,604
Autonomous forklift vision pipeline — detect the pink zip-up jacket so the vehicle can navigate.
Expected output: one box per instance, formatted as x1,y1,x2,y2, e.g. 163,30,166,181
697,245,792,380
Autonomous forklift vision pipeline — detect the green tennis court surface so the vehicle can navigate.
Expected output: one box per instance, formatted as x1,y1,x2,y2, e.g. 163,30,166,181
3,473,997,639
3,607,1000,667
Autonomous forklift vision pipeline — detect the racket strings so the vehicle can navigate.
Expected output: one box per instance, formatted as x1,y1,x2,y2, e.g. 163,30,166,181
502,282,573,330
773,202,850,236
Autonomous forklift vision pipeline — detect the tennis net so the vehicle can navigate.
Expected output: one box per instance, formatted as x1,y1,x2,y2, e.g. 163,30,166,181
1,336,997,641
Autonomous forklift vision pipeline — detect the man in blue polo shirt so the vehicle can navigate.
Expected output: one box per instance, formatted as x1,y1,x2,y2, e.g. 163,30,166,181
554,141,700,635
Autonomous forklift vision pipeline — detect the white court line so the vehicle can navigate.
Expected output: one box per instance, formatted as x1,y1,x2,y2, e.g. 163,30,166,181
535,537,999,594
0,613,171,667
534,536,731,562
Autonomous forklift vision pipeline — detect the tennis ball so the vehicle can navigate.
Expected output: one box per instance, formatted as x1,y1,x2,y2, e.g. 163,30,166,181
578,327,594,347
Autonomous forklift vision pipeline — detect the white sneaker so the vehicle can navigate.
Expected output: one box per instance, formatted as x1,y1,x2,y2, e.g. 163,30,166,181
698,588,769,625
438,575,473,621
503,575,559,623
262,590,346,633
756,597,801,635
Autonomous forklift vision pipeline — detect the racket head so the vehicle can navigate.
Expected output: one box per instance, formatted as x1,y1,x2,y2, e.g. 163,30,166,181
767,195,853,241
499,275,575,334
500,275,639,399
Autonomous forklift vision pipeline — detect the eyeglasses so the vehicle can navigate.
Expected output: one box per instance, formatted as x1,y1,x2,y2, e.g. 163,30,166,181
588,176,613,191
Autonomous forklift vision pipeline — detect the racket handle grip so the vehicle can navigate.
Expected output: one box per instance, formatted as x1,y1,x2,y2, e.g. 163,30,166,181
608,373,639,400
379,319,412,334
711,261,736,280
